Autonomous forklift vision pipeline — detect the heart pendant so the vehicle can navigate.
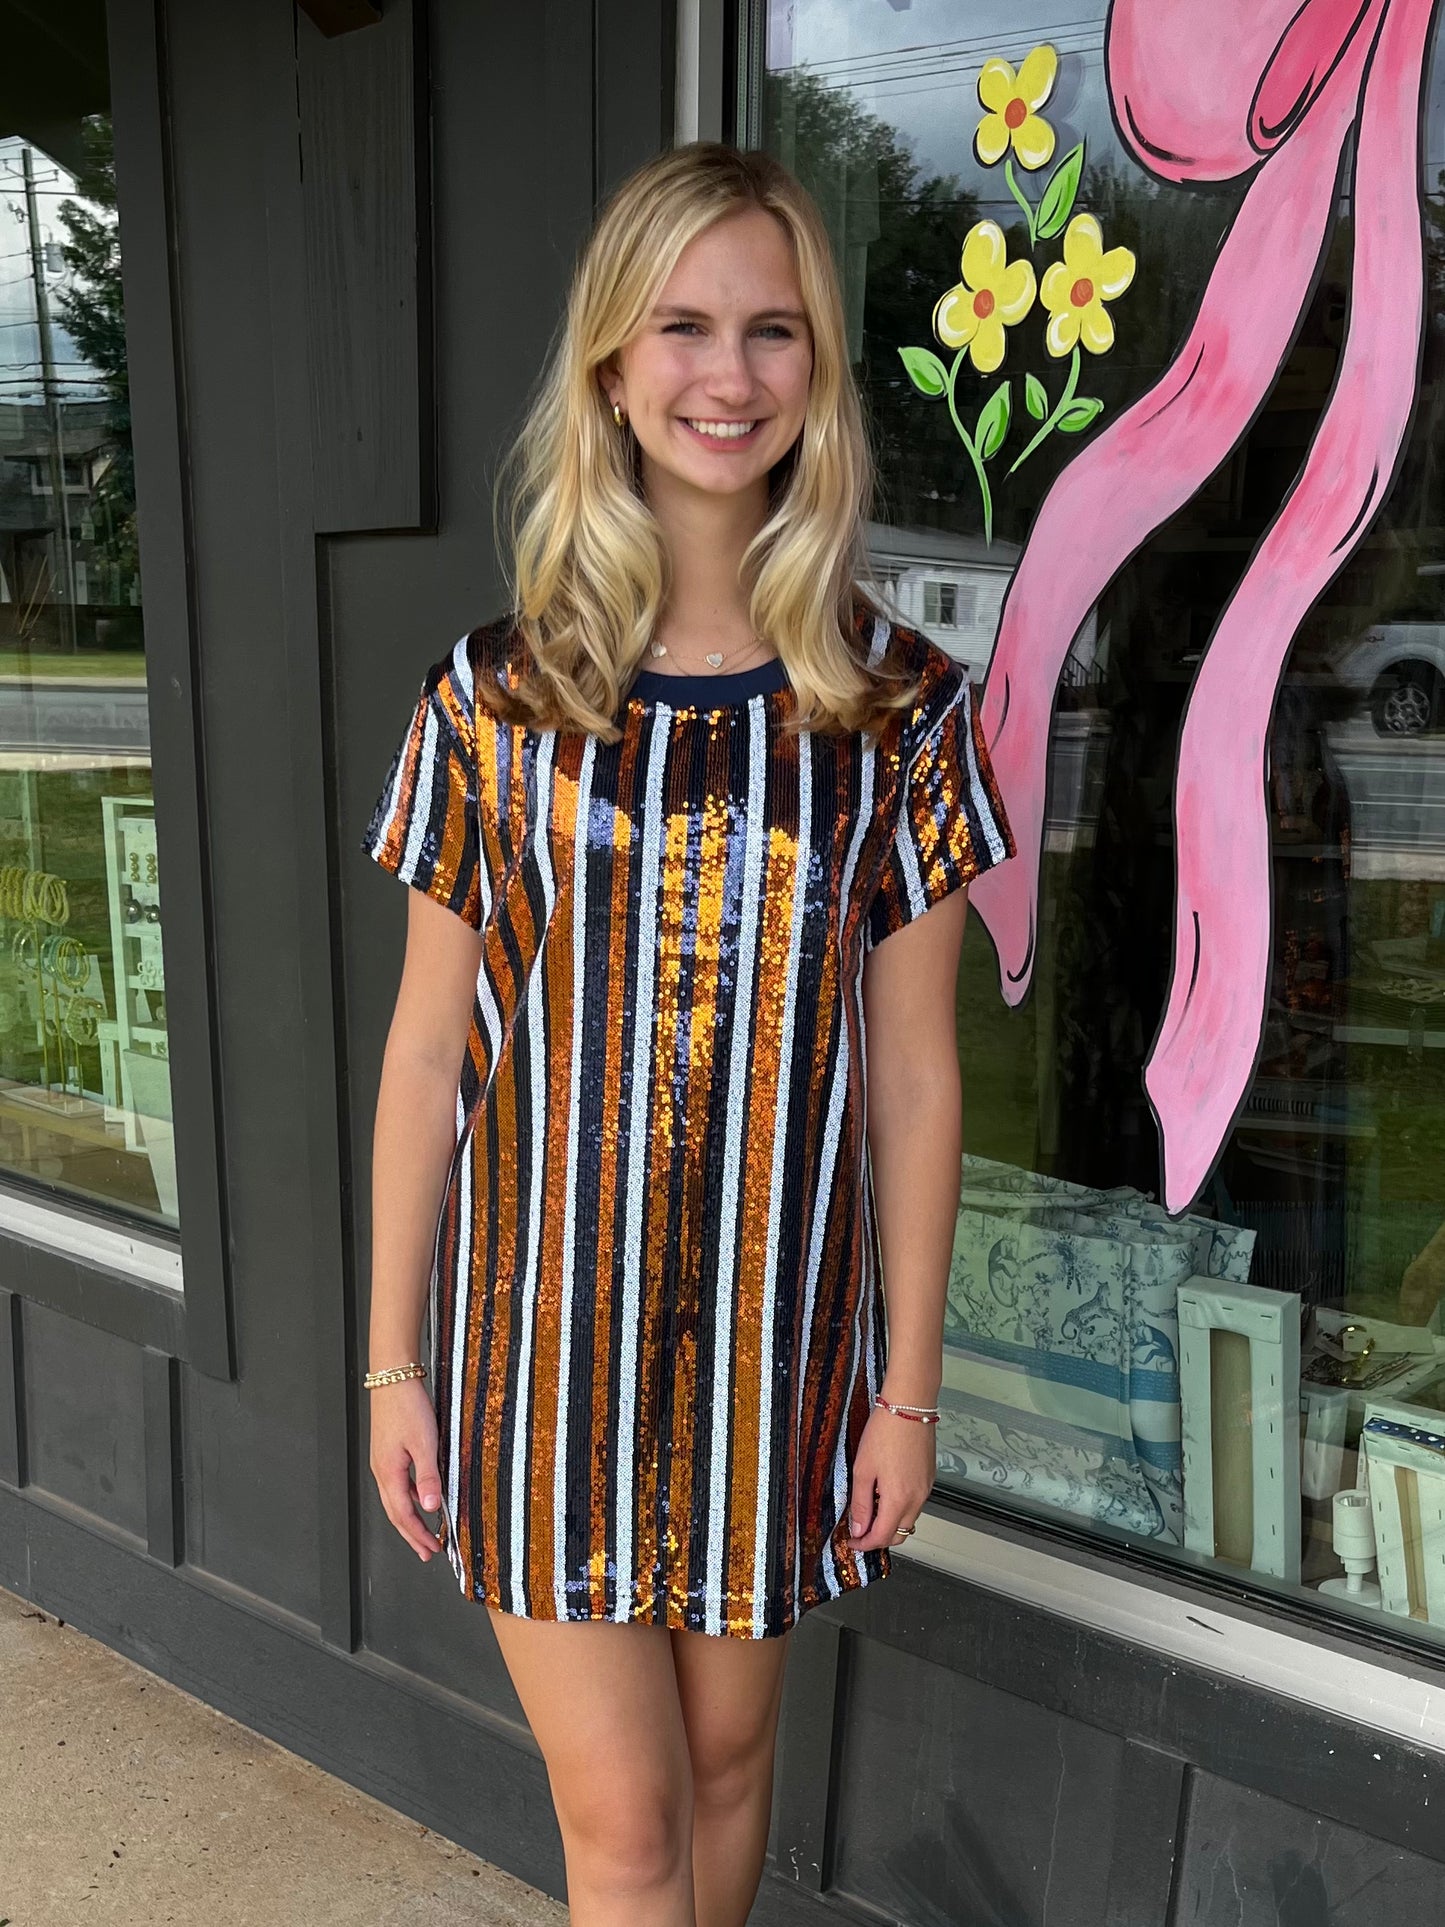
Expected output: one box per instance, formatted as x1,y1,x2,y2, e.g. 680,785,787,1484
705,652,724,668
650,642,667,658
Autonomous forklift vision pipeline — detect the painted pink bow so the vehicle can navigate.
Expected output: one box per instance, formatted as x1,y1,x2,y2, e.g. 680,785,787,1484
969,0,1436,1212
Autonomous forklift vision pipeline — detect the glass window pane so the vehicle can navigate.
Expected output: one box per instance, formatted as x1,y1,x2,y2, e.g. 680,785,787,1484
758,3,1445,1649
0,23,176,1230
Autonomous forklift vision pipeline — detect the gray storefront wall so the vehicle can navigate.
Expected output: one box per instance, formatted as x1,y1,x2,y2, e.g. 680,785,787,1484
2,4,1444,1922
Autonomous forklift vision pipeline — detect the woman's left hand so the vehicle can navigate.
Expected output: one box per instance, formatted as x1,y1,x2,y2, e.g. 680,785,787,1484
845,1404,937,1552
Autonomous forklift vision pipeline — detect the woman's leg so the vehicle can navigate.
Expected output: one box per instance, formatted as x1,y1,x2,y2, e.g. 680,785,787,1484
669,1624,794,1927
486,1606,696,1926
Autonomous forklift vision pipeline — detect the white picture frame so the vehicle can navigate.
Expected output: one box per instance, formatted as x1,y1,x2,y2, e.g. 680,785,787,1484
1178,1278,1302,1582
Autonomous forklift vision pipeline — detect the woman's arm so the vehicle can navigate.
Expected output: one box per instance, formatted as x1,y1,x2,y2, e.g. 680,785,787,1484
368,888,482,1560
846,885,970,1552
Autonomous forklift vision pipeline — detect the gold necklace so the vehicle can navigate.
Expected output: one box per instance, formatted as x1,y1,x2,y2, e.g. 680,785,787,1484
647,636,771,674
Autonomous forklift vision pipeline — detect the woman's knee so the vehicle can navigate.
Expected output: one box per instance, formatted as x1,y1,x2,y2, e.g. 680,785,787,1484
688,1712,777,1812
553,1770,693,1891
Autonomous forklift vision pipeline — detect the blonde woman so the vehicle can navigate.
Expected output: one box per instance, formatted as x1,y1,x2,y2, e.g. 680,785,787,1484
361,143,1013,1926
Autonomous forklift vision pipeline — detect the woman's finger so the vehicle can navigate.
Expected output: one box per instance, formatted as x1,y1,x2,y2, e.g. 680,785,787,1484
845,1466,879,1548
850,1490,907,1553
373,1450,441,1560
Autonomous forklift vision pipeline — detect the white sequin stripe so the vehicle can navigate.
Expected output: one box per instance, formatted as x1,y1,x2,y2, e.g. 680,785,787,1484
752,725,813,1635
445,637,483,1595
798,740,878,1608
449,633,474,706
867,612,890,669
399,701,440,884
616,707,673,1621
470,694,505,1087
509,730,558,1616
819,634,889,1599
443,1133,474,1595
957,682,1010,869
704,699,770,1635
554,732,597,1618
824,1051,872,1599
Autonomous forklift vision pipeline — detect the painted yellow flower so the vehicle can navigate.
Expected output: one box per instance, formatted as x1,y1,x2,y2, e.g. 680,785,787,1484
1040,214,1136,356
975,46,1058,171
932,222,1036,376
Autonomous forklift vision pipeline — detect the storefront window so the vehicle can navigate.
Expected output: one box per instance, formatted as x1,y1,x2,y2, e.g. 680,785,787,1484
756,4,1445,1647
0,41,176,1230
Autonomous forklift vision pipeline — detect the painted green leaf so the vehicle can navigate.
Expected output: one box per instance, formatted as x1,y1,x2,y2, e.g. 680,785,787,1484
1024,372,1048,421
898,345,948,398
1035,144,1085,241
976,381,1012,460
1057,396,1105,433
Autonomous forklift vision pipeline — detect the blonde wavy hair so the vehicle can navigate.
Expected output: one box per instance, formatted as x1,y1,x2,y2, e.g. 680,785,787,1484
486,141,918,743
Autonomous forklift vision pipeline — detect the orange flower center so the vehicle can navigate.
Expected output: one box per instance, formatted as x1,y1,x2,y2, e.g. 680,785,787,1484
1070,277,1095,308
973,288,996,319
1004,98,1028,129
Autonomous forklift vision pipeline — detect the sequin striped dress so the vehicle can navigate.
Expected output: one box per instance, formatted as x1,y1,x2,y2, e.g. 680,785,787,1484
361,598,1014,1637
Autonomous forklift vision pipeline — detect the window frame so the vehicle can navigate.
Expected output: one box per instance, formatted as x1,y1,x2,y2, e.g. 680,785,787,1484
726,0,1445,1685
0,0,233,1379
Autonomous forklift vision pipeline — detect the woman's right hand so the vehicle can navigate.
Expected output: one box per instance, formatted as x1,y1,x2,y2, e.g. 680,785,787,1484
369,1378,445,1561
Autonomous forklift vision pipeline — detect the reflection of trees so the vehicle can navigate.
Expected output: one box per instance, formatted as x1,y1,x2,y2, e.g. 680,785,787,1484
760,69,980,522
762,68,1243,542
54,115,138,615
979,159,1239,543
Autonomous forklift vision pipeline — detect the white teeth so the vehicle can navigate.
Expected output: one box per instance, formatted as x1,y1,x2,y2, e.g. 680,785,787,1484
685,419,756,439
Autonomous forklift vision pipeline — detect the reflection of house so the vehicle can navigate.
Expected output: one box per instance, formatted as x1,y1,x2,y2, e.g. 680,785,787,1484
864,519,1111,849
0,398,122,624
864,521,1019,679
865,519,1100,687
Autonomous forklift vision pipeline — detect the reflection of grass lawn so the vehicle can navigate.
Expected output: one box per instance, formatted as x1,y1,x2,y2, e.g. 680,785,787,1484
0,652,147,681
957,908,1038,1172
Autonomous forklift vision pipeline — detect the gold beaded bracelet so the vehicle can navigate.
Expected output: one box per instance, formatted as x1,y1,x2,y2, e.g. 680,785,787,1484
363,1362,427,1389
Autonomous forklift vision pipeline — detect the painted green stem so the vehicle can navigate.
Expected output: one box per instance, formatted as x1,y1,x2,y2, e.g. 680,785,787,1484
1003,156,1037,245
1008,345,1081,474
944,347,993,545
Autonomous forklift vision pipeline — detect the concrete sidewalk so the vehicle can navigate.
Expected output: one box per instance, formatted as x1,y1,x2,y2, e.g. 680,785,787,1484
0,1584,567,1925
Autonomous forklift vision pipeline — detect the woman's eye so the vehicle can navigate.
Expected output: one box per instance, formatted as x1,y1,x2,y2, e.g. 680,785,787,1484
660,321,795,339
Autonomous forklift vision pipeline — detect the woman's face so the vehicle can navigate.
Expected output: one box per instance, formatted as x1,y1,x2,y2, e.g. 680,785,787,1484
602,206,814,508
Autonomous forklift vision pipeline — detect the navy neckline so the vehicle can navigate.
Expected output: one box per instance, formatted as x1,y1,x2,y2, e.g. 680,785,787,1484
631,655,793,709
628,653,790,707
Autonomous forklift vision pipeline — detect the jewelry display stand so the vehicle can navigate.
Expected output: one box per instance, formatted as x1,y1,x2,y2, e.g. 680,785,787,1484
99,796,173,1219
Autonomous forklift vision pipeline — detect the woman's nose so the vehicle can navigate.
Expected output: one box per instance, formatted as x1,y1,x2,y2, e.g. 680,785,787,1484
701,336,755,398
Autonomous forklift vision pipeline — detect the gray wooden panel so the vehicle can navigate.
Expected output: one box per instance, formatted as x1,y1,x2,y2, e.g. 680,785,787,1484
595,0,675,197
110,0,234,1382
1105,1741,1188,1927
769,1613,845,1891
143,1345,182,1565
828,1629,1122,1927
161,0,336,1626
0,1287,24,1487
298,0,433,532
24,1298,147,1538
1175,1773,1445,1926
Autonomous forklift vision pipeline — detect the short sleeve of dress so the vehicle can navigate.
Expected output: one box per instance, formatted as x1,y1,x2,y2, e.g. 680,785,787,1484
865,659,1015,952
360,635,483,929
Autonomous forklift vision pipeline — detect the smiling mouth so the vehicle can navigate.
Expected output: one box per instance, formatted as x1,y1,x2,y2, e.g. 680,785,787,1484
681,418,761,440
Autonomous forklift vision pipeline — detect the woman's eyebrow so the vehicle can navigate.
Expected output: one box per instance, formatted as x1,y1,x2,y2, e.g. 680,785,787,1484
653,302,808,323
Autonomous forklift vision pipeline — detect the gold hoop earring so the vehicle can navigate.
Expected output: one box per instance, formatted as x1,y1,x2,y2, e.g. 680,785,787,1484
612,401,626,428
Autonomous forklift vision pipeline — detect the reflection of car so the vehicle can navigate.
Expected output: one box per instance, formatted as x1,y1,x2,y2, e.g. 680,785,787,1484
1330,624,1444,735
